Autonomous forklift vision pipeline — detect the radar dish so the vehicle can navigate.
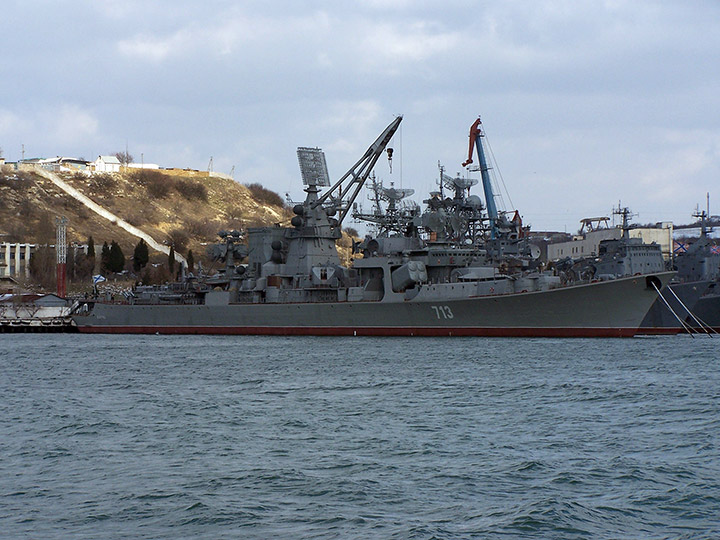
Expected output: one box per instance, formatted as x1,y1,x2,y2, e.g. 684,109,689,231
297,147,330,187
382,187,414,201
452,177,479,190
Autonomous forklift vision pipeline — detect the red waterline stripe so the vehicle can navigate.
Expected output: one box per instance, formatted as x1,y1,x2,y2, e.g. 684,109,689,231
76,325,639,338
635,327,684,336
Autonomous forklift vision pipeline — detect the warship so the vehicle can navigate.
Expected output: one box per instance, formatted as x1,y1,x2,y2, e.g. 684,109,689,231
676,211,720,331
551,207,711,334
72,116,673,337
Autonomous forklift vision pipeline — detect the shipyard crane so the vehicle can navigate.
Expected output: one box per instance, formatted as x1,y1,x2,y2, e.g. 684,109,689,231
313,115,403,226
462,117,499,238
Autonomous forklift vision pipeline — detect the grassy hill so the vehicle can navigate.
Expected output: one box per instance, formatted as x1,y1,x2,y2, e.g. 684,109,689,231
0,166,357,291
0,167,289,256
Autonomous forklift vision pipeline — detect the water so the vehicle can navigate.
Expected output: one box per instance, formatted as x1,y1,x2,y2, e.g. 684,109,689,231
1,335,718,539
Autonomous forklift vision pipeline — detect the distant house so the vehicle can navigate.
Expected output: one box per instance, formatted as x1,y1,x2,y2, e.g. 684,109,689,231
93,155,121,173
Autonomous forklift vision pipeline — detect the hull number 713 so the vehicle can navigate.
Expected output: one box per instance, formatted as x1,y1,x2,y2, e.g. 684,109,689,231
431,305,454,319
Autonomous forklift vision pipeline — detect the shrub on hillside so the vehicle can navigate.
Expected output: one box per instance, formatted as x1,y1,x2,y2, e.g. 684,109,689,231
167,228,189,252
245,183,285,208
125,209,147,227
5,222,29,242
175,179,208,202
186,218,219,239
0,171,34,190
132,169,173,199
147,175,171,198
92,173,115,191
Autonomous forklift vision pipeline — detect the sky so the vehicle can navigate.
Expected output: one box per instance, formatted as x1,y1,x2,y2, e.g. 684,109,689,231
2,0,719,233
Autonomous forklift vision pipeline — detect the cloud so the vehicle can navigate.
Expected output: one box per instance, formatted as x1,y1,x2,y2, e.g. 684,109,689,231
51,105,99,145
0,109,25,137
115,9,332,63
359,21,461,65
0,105,98,160
2,1,720,230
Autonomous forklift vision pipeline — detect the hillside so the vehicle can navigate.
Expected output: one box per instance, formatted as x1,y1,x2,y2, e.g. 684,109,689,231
0,166,358,288
0,166,289,263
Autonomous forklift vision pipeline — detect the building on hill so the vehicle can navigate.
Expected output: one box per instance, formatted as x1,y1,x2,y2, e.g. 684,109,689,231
38,157,90,172
93,155,121,173
0,242,89,279
127,162,160,170
0,243,35,278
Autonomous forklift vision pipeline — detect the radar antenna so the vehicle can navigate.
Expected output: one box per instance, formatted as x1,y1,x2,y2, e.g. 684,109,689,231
297,147,330,187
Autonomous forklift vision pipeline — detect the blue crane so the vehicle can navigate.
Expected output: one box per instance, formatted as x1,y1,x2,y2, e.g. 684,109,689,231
462,117,498,238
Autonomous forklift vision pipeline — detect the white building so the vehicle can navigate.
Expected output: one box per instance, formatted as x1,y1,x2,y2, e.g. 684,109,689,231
93,155,121,173
0,243,88,279
0,243,35,278
127,162,160,170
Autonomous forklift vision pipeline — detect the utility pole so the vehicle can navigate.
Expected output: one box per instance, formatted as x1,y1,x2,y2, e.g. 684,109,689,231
55,217,68,298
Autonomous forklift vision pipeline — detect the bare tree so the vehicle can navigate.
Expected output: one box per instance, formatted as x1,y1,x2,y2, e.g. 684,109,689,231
115,151,134,165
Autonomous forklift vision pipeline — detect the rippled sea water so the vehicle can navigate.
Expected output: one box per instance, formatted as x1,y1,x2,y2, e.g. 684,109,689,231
1,334,719,539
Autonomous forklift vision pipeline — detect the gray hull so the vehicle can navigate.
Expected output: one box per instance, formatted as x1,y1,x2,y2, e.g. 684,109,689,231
638,280,711,334
688,282,720,331
73,273,674,337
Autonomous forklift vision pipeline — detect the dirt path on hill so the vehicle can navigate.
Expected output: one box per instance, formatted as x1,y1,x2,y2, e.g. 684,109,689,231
32,167,187,266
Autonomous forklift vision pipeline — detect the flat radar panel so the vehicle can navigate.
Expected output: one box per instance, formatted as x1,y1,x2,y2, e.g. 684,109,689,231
297,147,330,187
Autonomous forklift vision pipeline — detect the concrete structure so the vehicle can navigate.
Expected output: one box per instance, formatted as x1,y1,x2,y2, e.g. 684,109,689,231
93,155,121,173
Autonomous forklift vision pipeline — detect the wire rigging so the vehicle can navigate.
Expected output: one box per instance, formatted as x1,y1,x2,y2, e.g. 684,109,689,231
483,132,515,212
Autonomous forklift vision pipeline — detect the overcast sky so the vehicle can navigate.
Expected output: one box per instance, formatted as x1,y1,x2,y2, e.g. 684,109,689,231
2,0,719,232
